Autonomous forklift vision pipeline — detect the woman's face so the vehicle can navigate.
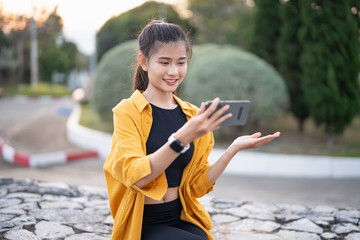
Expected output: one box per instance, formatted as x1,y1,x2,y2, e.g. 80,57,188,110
141,41,188,96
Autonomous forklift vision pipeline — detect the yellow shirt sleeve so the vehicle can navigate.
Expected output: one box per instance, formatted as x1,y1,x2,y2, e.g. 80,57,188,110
105,104,167,201
188,132,215,198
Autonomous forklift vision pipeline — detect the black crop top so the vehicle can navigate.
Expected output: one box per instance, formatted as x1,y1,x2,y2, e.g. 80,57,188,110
146,103,194,187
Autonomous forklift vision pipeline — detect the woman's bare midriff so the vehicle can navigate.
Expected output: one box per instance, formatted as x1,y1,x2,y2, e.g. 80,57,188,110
144,187,179,204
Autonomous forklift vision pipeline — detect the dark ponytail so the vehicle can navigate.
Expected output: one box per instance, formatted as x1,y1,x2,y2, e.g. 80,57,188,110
133,20,192,92
133,64,149,91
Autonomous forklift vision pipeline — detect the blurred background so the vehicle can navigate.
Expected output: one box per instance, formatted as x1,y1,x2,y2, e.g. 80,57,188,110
0,0,359,208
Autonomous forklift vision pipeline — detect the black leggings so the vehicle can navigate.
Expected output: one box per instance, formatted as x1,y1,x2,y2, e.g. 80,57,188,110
141,198,208,240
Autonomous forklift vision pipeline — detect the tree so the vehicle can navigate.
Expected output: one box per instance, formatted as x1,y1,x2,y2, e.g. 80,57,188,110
37,8,78,82
299,0,360,146
250,0,281,68
39,39,78,82
187,0,254,49
277,0,309,132
0,7,29,85
1,6,80,85
97,1,193,61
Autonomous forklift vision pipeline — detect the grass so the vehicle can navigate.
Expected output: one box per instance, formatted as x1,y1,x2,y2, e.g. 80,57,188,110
79,102,114,133
1,83,70,97
79,103,360,157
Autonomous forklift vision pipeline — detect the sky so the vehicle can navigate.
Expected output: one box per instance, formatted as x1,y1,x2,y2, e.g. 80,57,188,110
1,0,186,55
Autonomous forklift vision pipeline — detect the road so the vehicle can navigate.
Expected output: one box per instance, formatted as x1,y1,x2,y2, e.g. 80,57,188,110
0,97,359,209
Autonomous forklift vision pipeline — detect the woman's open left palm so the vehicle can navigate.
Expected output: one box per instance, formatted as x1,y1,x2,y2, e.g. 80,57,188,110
231,132,281,151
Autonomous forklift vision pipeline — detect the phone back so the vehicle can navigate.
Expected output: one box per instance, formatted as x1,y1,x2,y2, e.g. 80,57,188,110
220,101,250,126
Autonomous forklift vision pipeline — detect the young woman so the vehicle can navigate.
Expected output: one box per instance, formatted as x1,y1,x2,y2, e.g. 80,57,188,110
104,20,280,240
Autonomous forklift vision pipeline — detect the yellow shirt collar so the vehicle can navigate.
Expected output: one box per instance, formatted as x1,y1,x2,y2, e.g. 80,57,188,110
131,89,194,116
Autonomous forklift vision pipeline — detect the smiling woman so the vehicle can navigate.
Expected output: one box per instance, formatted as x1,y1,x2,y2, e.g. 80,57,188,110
103,19,280,240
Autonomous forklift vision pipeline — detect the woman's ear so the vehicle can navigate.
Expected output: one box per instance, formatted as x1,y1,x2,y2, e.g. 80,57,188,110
137,53,148,72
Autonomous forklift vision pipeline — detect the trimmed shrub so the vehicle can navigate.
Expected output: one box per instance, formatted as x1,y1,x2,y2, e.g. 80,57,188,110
16,83,70,97
91,40,137,121
183,44,289,136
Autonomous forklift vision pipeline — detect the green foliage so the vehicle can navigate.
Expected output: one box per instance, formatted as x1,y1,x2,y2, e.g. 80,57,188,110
97,1,193,61
75,52,90,71
16,83,70,97
80,102,113,133
277,0,309,131
183,44,289,133
40,40,77,82
38,8,78,82
250,0,281,67
299,0,360,134
91,40,137,121
187,0,253,49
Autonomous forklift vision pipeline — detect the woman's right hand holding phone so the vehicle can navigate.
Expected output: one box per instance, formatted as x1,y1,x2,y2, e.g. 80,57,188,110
174,97,232,146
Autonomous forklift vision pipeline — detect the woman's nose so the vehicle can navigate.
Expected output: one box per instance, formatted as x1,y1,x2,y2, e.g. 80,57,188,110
168,64,178,75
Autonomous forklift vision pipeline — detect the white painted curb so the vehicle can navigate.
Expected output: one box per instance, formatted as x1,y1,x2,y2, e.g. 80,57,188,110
66,104,112,160
0,137,98,168
209,149,360,178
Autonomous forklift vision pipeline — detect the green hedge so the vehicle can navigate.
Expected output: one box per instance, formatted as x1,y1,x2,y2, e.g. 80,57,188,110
91,40,137,121
1,83,70,97
183,44,289,135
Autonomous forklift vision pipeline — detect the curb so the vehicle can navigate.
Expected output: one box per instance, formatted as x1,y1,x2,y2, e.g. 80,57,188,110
0,138,98,168
66,104,112,160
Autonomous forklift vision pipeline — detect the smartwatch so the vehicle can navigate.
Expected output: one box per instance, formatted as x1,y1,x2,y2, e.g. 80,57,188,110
168,133,190,154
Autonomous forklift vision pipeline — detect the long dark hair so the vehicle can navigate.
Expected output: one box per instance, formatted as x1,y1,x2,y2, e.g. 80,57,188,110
133,20,192,92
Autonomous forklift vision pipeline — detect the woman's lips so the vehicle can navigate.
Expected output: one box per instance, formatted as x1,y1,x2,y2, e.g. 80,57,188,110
163,78,177,85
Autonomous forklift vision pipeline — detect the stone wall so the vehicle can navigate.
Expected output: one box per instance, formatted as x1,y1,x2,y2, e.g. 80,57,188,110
0,177,359,240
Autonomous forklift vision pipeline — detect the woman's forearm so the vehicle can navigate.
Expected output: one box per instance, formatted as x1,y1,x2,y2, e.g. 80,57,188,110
207,145,238,185
135,142,180,189
207,132,281,184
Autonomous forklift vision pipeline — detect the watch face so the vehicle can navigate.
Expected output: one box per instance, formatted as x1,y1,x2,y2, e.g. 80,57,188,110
170,140,184,153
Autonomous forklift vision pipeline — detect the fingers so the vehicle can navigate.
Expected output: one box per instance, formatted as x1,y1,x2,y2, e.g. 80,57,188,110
199,97,232,128
254,132,281,147
203,97,220,118
210,104,230,122
196,102,206,115
251,132,262,138
214,112,232,126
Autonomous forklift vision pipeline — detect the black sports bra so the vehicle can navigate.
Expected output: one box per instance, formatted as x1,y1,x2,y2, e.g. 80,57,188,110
146,104,194,187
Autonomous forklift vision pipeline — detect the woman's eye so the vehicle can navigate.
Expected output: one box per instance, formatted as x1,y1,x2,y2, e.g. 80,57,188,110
160,62,169,65
178,62,186,65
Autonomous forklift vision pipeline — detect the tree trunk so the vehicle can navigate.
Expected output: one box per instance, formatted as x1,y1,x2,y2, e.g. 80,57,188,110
298,119,304,133
30,17,39,86
16,39,24,85
327,132,333,149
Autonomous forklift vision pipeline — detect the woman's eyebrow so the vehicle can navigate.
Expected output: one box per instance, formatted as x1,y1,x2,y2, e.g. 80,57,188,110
158,56,187,60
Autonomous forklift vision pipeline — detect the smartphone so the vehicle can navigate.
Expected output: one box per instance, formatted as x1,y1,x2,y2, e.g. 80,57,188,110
205,100,251,126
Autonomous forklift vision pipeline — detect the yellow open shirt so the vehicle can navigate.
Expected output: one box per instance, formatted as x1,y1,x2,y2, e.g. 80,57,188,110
104,90,215,240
